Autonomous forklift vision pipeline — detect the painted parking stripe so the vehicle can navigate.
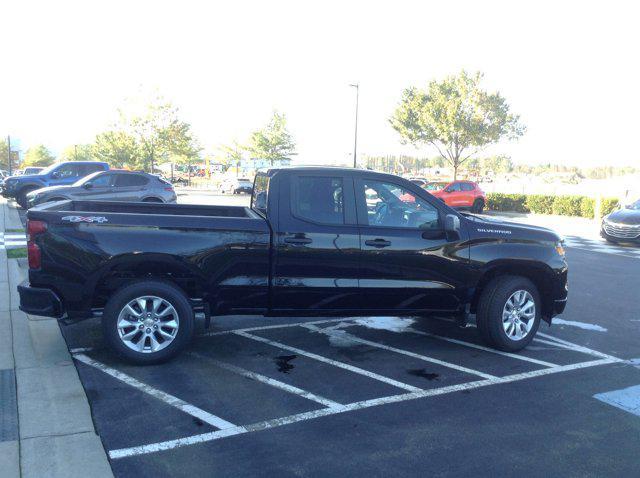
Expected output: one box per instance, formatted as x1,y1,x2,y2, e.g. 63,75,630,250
234,331,423,392
594,384,640,417
200,317,352,337
74,354,238,430
190,352,343,409
108,357,619,459
404,327,558,368
535,332,619,360
304,324,497,380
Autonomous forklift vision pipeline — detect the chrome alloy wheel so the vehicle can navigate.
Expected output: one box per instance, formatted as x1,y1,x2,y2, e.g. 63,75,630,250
502,290,536,341
116,296,180,353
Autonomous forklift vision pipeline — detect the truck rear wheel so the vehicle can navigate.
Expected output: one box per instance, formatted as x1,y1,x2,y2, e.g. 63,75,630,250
102,280,195,364
475,275,540,352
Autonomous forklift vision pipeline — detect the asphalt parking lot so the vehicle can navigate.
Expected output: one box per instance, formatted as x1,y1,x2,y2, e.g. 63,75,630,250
15,199,640,477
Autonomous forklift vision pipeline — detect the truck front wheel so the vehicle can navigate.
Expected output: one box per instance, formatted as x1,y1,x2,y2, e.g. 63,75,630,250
475,275,541,352
102,280,195,364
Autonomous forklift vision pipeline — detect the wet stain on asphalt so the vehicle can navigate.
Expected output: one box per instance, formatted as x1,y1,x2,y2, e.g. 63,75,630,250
274,355,297,373
193,417,204,427
407,369,440,381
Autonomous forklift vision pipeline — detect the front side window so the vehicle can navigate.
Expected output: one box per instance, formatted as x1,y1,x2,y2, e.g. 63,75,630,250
55,164,81,178
292,176,344,225
445,182,461,192
90,173,114,187
359,180,439,229
461,182,474,191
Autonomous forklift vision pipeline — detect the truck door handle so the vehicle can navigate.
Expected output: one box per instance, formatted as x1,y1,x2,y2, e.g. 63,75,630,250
284,235,312,245
365,239,391,248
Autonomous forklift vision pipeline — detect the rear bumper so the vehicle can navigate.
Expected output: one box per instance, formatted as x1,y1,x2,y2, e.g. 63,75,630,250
18,280,64,318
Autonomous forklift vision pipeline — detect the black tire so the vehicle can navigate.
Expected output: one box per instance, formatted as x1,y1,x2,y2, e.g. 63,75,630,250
476,275,541,352
102,280,195,364
472,199,484,214
16,187,37,209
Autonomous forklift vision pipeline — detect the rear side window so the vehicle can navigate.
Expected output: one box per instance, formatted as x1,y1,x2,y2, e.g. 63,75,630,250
292,176,344,225
251,174,269,216
115,174,149,187
461,182,474,191
80,163,106,175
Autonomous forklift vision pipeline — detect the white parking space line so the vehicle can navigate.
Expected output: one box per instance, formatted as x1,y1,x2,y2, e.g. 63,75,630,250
74,354,239,430
403,327,558,368
535,332,620,361
200,317,352,337
303,324,497,380
190,352,343,409
234,331,423,393
108,356,620,459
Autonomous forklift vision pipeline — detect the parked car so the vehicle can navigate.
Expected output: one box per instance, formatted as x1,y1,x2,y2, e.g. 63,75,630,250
600,198,640,244
430,180,486,213
221,177,253,194
25,170,177,208
2,161,109,208
19,167,568,364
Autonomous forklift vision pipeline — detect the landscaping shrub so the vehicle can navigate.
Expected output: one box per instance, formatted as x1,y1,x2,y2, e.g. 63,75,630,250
525,194,554,215
485,192,620,219
601,198,620,217
485,193,528,213
580,197,595,219
551,195,583,216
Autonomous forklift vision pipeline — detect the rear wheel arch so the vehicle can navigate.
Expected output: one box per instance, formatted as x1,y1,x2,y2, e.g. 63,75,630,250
142,196,164,203
91,254,206,309
470,262,554,321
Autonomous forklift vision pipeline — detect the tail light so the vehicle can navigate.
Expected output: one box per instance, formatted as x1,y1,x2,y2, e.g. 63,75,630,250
27,219,47,269
164,187,174,192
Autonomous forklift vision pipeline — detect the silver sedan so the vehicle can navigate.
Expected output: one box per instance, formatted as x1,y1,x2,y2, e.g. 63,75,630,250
26,170,177,208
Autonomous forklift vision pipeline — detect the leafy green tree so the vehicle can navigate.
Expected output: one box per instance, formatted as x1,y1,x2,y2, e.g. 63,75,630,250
247,111,296,165
122,96,201,172
60,144,94,162
22,145,55,167
390,71,525,179
93,130,140,168
0,139,9,170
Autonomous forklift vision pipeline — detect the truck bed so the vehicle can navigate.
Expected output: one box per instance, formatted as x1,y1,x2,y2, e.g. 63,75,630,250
32,199,258,219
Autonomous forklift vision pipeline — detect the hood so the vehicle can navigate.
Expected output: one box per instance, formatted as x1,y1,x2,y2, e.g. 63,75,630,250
463,213,561,242
606,207,640,225
7,173,45,181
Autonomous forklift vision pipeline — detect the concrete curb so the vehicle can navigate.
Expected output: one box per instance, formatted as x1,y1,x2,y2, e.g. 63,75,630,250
1,198,113,478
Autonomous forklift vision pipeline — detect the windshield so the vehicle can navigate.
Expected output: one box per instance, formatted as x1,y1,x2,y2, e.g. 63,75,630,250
73,171,103,186
627,199,640,210
39,163,61,175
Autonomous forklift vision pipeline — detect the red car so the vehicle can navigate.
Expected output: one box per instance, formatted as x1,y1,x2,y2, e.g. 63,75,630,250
430,180,486,213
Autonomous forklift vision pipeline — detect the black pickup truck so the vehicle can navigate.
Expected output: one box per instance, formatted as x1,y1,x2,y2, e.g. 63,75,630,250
19,167,568,364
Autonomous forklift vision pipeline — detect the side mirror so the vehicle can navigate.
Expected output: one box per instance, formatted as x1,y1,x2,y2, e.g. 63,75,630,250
444,214,460,233
83,182,93,189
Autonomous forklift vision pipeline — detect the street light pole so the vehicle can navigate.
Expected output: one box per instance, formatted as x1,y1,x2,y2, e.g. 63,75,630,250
349,83,359,168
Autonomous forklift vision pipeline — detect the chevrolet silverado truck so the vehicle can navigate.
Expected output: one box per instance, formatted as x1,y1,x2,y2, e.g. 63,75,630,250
18,167,568,364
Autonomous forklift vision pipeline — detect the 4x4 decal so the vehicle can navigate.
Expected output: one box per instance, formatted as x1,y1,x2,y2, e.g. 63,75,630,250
61,216,109,223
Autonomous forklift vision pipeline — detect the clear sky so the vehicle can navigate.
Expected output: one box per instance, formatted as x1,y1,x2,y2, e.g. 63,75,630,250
1,0,638,167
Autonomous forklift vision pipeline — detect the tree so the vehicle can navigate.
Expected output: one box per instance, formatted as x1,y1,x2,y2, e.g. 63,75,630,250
22,145,55,167
60,144,94,162
390,71,525,179
121,95,201,172
218,140,245,173
0,139,9,170
93,130,140,168
247,111,296,165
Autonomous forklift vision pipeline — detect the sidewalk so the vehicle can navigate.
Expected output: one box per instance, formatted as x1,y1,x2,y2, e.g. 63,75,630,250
0,198,112,478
